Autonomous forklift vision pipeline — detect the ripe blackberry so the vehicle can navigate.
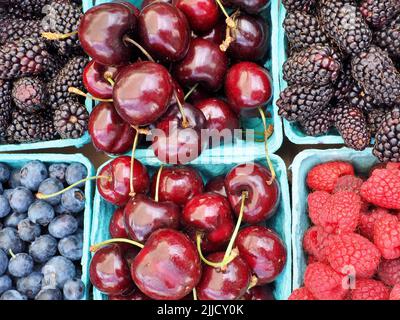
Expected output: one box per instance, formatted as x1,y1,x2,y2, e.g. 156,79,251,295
283,45,341,86
47,56,89,110
12,77,46,114
366,108,389,136
42,54,67,81
0,18,42,45
374,16,400,59
2,0,51,16
53,100,89,139
0,38,49,80
318,0,372,55
333,102,371,151
277,84,334,122
346,83,378,112
351,46,400,105
373,108,400,162
299,106,333,136
333,64,354,101
282,0,316,12
0,79,12,138
359,0,400,29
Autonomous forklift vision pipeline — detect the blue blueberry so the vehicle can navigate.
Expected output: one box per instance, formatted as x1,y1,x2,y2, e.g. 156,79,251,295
16,272,43,299
3,189,13,201
49,163,68,183
42,256,76,288
35,288,62,300
61,188,85,213
17,219,41,242
0,289,27,300
0,163,10,183
8,253,33,277
63,279,84,300
37,178,64,206
9,169,21,188
28,200,54,226
20,161,48,191
0,275,12,295
48,214,78,239
58,233,83,261
54,204,69,215
0,182,3,195
65,163,87,188
0,228,24,254
0,195,10,218
0,249,8,276
9,187,34,213
3,211,27,228
29,235,58,263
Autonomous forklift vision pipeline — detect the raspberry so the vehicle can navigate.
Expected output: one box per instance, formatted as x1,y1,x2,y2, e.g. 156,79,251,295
378,258,400,287
361,169,400,209
359,208,391,241
327,233,381,279
386,163,400,171
307,161,355,192
304,262,348,300
351,279,390,300
333,175,364,194
288,287,316,300
308,191,330,225
390,284,400,300
369,162,386,176
307,255,318,264
303,226,331,262
374,214,400,260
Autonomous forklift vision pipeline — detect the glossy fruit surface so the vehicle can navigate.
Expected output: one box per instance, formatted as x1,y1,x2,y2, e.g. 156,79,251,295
83,61,121,99
109,207,129,239
197,19,225,45
205,176,227,197
227,0,270,14
109,288,150,300
141,0,172,9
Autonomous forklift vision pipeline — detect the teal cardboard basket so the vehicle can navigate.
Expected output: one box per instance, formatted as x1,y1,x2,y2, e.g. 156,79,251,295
290,148,378,290
0,153,95,300
91,152,292,300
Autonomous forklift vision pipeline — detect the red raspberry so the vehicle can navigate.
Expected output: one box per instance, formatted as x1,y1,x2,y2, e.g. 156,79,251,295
333,175,364,194
359,208,390,241
288,287,316,300
369,162,387,176
351,279,390,300
386,162,400,171
307,255,318,264
378,258,400,287
327,233,381,279
390,284,400,300
361,169,400,209
303,226,331,262
307,161,354,193
307,191,330,226
304,262,349,300
374,213,400,259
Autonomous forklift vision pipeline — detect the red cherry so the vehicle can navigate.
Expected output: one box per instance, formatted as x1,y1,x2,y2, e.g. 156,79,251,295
141,0,172,9
169,79,185,107
109,207,129,239
185,85,213,104
205,175,227,197
83,61,121,99
227,0,270,14
109,288,150,300
242,285,275,300
197,19,225,45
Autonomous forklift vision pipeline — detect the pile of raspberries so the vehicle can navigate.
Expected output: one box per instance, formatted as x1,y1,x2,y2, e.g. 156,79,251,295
290,161,400,300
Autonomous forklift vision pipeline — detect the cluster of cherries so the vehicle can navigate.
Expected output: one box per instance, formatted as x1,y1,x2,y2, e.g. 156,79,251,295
88,155,287,300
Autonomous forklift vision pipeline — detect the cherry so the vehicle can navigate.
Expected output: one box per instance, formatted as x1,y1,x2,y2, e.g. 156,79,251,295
225,163,280,224
124,194,180,242
227,0,270,14
131,229,201,300
138,2,190,62
224,62,272,111
97,156,150,206
113,61,173,126
197,19,225,45
235,226,287,285
196,253,251,300
109,207,129,239
109,288,150,300
173,38,228,92
113,0,141,16
79,3,137,66
242,285,274,300
122,245,141,268
185,85,212,105
169,79,185,107
205,175,227,197
150,165,204,206
141,0,172,9
88,102,135,155
173,0,220,34
89,244,134,295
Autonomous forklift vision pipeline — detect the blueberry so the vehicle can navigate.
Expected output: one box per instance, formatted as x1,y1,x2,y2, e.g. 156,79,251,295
61,188,85,213
0,182,2,195
16,272,43,299
17,219,41,242
0,195,10,218
0,249,7,276
0,163,10,183
37,178,64,206
3,211,27,228
42,256,76,288
20,161,48,191
65,163,87,188
48,214,78,239
0,275,12,295
28,200,54,226
0,228,24,254
49,163,68,183
8,253,34,277
54,204,69,215
3,189,13,201
58,233,83,261
0,289,27,300
63,278,84,300
9,187,34,213
9,169,21,188
29,235,58,263
35,288,62,300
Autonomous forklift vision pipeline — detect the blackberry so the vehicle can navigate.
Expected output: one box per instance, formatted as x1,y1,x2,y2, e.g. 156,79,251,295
0,38,49,80
366,108,389,136
333,102,371,151
0,80,12,138
54,100,89,139
299,106,333,136
282,0,316,12
277,84,334,122
283,11,328,50
12,77,46,113
1,0,50,17
47,56,89,110
373,108,400,162
351,46,400,106
283,45,341,86
374,16,400,59
318,0,372,55
42,54,67,81
0,18,42,45
359,0,400,29
346,83,378,112
333,64,354,101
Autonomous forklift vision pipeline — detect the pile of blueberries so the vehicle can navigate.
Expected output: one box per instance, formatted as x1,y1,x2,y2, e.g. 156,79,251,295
0,160,87,300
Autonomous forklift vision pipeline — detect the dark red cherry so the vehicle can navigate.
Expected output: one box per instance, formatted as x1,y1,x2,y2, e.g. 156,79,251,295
169,79,185,107
227,0,270,14
109,288,150,300
205,175,227,197
225,163,280,223
88,102,135,155
138,2,190,62
83,61,121,99
185,85,212,105
124,194,180,242
152,103,207,164
122,245,141,268
225,62,272,110
97,156,150,206
196,253,251,300
131,229,202,300
173,0,220,33
109,207,129,239
197,19,225,45
141,0,172,9
235,226,287,285
113,61,173,126
242,285,275,300
89,244,134,295
173,38,228,91
79,3,137,66
150,165,204,206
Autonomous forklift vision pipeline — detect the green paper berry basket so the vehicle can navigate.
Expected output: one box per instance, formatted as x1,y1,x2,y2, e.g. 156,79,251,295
90,151,292,300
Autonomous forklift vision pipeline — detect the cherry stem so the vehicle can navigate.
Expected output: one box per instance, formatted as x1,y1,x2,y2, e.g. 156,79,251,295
42,30,78,40
196,234,238,268
104,72,115,87
215,0,236,28
258,107,276,185
184,83,199,101
68,87,113,102
219,10,240,52
36,176,111,200
247,275,258,290
154,165,164,202
123,35,155,62
90,238,144,252
175,91,189,128
129,129,140,197
9,249,16,259
193,288,198,301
